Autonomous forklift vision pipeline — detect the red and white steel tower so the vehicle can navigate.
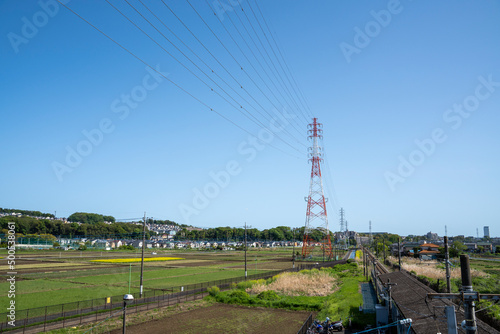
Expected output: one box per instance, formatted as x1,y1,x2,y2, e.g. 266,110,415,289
302,118,333,259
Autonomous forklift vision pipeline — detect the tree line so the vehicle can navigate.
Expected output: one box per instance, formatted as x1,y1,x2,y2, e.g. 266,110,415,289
0,216,333,242
0,216,150,239
174,226,331,242
67,212,116,224
0,207,54,218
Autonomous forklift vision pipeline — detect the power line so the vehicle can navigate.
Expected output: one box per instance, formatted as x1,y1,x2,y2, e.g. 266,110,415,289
245,0,311,123
252,0,314,119
127,0,305,148
238,2,306,125
56,0,303,159
198,0,306,137
211,0,305,136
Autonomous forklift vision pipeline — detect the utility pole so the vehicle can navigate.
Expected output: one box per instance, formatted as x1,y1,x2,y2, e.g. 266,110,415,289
461,255,477,334
362,245,365,276
444,236,451,293
428,255,500,334
398,238,401,271
292,228,295,269
244,222,247,279
383,237,386,262
385,279,397,322
139,212,146,298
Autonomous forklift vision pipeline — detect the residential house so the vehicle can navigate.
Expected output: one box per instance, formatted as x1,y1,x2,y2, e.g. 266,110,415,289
418,243,440,260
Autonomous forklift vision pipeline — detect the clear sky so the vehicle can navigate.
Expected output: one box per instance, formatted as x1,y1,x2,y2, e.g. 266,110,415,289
1,0,499,237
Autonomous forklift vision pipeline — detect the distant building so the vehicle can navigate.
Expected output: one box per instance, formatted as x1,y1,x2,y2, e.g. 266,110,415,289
426,231,438,241
418,243,440,260
484,226,490,238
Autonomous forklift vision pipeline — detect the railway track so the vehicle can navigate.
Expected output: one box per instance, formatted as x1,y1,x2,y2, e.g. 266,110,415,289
363,246,389,274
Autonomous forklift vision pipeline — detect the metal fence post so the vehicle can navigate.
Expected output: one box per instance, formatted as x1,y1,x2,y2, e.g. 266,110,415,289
44,306,47,331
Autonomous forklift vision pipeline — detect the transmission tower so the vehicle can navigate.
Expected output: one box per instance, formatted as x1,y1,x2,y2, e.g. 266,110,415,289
302,118,333,259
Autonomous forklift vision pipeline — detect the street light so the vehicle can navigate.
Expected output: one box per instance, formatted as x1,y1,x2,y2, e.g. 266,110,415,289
123,294,134,334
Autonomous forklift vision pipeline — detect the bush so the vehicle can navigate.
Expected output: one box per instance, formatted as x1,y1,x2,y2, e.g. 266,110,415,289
228,290,250,299
207,286,220,297
257,290,280,301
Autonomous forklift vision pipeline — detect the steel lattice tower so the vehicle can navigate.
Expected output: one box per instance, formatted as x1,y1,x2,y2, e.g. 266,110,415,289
302,118,333,259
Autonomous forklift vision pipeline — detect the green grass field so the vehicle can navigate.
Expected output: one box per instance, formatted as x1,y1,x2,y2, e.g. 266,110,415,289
0,249,287,314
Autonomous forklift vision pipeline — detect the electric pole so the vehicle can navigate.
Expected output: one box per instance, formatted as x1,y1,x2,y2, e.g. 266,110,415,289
398,237,401,271
444,236,451,293
139,212,146,298
244,222,247,279
292,228,295,269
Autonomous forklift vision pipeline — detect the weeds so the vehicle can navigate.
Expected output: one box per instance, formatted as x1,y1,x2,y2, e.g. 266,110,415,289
248,271,337,296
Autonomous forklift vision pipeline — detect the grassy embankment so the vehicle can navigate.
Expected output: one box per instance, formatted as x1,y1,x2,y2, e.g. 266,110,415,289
207,259,375,328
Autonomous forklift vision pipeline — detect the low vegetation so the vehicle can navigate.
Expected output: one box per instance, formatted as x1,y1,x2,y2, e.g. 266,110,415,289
248,270,337,296
207,261,375,327
90,256,184,263
388,256,487,280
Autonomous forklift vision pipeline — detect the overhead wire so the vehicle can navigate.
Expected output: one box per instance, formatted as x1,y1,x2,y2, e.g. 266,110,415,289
197,0,306,137
106,0,305,154
245,0,311,124
237,1,306,124
211,0,305,136
56,0,303,159
132,0,306,147
252,0,314,120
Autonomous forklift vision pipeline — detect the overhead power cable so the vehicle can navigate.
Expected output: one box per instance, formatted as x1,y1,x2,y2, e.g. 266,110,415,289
56,0,304,159
245,0,311,123
193,0,305,132
129,0,305,148
209,0,305,137
252,0,314,119
159,0,306,147
105,0,304,154
237,2,305,124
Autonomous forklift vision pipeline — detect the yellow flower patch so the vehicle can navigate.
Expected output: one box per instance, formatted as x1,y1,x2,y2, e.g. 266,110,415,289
91,257,184,263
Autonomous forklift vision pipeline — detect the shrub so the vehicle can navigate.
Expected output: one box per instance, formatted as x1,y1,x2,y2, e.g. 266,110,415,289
257,290,280,301
207,286,220,297
228,290,250,299
236,280,254,290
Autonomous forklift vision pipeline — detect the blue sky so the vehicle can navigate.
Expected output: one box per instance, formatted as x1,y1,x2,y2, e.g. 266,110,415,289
1,0,499,237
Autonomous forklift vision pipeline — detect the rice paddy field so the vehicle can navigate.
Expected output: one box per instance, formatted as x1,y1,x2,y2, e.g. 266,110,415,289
0,248,300,312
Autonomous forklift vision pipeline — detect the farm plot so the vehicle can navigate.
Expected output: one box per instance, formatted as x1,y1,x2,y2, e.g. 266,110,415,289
109,304,311,334
0,251,277,312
